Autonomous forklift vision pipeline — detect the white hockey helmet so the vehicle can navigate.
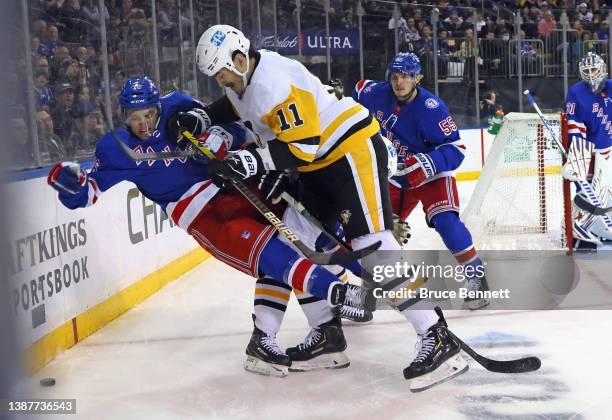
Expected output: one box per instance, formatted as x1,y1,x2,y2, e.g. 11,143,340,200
196,25,251,78
579,52,608,93
382,136,398,178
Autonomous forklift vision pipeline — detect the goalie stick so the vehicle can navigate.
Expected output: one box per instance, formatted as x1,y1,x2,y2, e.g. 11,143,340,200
524,90,611,223
98,106,380,266
574,194,612,216
434,307,542,373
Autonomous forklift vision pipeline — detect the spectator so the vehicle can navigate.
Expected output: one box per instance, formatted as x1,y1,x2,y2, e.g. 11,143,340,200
538,10,557,39
480,17,497,38
50,82,76,143
59,0,85,43
34,57,51,78
467,12,486,36
50,46,70,81
31,36,48,60
66,101,103,158
81,0,110,26
444,10,467,37
513,30,541,75
58,58,83,86
596,21,609,40
480,91,502,124
75,84,92,106
435,29,451,79
31,19,47,40
36,110,66,163
42,24,63,58
34,70,54,111
577,3,594,25
480,31,505,76
456,28,477,80
388,12,407,35
404,17,421,44
341,9,357,29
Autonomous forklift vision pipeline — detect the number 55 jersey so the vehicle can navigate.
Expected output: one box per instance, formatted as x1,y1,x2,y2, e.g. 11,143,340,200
353,80,466,189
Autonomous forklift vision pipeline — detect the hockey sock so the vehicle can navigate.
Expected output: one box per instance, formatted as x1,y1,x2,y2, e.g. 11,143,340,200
432,211,483,269
296,291,334,327
258,238,340,301
253,277,291,335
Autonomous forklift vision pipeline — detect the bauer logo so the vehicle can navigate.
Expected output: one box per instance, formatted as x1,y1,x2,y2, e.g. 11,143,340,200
425,98,439,109
211,31,226,47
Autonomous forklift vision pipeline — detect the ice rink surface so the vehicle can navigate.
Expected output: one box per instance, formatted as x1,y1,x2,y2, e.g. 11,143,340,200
15,181,612,420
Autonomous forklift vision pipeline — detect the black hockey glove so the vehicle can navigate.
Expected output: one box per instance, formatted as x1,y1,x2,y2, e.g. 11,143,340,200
258,170,290,204
207,148,263,189
166,108,211,147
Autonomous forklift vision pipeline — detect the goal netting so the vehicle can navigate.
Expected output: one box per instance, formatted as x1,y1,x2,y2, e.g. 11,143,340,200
462,112,572,250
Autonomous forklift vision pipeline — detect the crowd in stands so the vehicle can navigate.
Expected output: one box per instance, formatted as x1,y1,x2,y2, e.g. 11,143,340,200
9,0,612,168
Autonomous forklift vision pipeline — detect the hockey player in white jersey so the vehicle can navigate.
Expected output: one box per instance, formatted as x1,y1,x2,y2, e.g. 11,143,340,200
168,24,470,389
563,52,612,250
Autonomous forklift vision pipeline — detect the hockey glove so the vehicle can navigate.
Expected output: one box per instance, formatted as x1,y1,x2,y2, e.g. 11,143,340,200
258,170,290,204
402,153,436,188
207,147,263,188
166,108,211,147
201,126,233,160
47,162,87,195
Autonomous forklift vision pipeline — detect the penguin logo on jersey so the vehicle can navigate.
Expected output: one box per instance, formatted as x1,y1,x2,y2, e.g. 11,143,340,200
241,230,251,239
340,210,352,225
425,98,439,109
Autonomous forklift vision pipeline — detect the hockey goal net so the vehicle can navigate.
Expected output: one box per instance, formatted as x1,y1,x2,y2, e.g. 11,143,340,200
462,112,573,251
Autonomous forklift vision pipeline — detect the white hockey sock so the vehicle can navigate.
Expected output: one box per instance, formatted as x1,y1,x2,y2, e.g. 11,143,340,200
400,308,439,335
296,290,334,328
253,277,291,335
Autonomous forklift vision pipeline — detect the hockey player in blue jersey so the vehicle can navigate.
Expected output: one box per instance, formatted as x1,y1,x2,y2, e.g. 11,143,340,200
563,52,612,249
353,52,489,310
47,76,364,377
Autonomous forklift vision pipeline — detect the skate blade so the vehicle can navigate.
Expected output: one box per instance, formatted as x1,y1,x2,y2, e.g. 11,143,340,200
244,355,289,378
409,354,469,393
288,352,350,372
464,298,490,311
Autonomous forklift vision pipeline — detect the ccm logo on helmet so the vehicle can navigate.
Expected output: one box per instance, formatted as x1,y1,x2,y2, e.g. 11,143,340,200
211,31,226,47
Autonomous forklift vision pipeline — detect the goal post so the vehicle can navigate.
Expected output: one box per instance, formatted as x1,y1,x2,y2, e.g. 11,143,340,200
462,112,572,251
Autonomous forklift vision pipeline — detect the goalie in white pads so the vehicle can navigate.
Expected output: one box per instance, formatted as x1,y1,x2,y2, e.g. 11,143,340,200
563,52,612,250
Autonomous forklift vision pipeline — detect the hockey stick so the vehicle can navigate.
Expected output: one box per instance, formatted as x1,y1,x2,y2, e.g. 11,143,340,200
98,108,378,266
574,194,612,216
524,90,612,221
435,307,542,373
178,130,382,266
523,90,567,159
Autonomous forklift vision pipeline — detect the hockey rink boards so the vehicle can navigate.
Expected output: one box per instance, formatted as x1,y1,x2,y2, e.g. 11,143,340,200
14,181,612,420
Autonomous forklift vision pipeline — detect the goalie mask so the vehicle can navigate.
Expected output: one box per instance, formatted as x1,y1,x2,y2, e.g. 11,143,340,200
579,52,608,94
197,25,251,86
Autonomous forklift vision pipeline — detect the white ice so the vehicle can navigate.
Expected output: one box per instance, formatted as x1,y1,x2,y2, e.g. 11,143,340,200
15,181,612,420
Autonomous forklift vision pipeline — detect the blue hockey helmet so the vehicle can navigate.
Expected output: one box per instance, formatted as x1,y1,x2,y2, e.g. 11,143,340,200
119,77,160,110
387,52,421,79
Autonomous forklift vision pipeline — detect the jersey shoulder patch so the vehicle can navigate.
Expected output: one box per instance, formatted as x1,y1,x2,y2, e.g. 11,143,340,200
354,79,376,100
424,97,440,109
